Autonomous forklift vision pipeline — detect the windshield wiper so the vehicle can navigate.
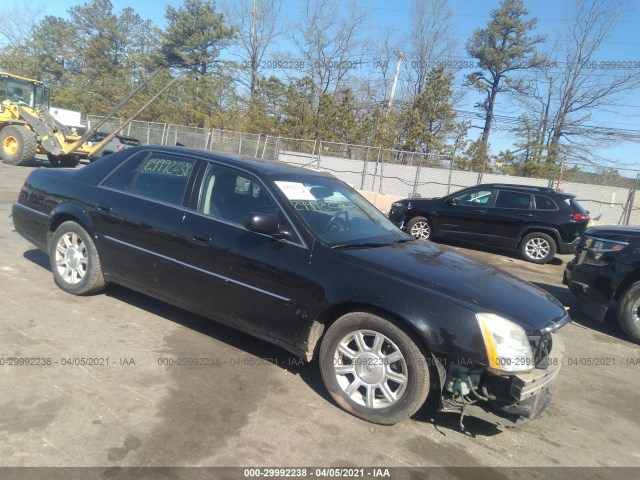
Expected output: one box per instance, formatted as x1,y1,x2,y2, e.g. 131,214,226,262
331,238,414,250
331,242,391,250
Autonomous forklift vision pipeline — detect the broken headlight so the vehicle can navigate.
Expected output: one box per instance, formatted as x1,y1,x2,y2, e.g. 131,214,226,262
477,313,534,373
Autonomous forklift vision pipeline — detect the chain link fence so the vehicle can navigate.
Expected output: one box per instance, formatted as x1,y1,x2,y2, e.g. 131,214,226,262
84,116,640,226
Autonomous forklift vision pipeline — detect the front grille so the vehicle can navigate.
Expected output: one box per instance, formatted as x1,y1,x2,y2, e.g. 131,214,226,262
574,234,587,259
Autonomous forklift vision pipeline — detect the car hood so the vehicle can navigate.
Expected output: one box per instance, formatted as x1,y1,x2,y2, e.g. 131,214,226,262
585,225,640,242
340,241,568,334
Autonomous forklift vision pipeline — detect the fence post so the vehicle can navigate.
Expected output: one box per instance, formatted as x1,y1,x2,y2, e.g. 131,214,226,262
412,154,421,196
238,135,243,155
446,155,454,194
477,171,483,185
317,141,322,169
204,129,210,149
254,134,261,158
275,137,281,161
360,147,370,190
625,173,639,225
261,135,269,158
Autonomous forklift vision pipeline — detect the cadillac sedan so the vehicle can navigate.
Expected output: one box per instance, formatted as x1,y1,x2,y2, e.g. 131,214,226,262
12,146,568,427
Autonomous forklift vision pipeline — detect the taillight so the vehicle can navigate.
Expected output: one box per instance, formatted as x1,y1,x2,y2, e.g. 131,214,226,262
573,213,589,221
18,171,34,201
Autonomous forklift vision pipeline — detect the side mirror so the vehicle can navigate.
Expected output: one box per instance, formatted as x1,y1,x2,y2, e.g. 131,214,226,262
448,198,458,206
244,213,282,236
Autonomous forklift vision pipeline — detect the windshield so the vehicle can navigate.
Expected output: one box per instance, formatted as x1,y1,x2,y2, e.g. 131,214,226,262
0,78,48,109
272,174,409,246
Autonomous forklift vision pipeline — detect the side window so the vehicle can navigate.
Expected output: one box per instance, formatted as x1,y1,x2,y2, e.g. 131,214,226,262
102,152,147,191
535,195,558,210
453,189,493,206
495,191,531,209
197,163,294,234
129,153,195,205
198,163,277,223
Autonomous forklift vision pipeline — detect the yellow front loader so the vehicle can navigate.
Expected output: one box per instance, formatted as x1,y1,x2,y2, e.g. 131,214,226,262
0,70,177,167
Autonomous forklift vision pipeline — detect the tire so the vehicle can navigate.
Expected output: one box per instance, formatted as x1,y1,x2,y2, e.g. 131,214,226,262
616,283,640,344
319,312,430,425
520,232,557,264
49,221,106,295
48,154,80,168
406,216,432,240
0,125,37,166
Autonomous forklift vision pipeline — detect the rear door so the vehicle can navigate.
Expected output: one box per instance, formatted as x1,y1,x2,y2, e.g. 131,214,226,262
484,189,534,246
92,150,196,294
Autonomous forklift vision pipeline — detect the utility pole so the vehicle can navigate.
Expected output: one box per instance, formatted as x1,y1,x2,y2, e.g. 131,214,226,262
386,50,404,117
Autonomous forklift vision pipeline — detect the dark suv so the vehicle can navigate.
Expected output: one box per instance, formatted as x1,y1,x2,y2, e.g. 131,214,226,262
389,184,590,264
564,226,640,344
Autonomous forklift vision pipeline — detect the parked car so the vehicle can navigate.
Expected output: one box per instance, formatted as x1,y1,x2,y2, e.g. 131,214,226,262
389,184,590,264
13,146,569,427
87,131,141,159
564,225,640,343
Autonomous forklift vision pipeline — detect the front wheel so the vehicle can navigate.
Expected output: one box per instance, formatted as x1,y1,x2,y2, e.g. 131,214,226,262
406,216,432,240
617,283,640,344
520,232,557,264
319,312,430,425
50,221,106,295
0,125,37,166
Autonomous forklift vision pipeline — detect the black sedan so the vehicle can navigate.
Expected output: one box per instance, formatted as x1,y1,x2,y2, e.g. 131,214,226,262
13,146,568,427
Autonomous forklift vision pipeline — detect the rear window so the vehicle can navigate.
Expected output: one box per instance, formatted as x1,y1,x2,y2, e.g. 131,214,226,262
567,198,588,214
535,195,558,210
103,151,195,206
495,190,531,209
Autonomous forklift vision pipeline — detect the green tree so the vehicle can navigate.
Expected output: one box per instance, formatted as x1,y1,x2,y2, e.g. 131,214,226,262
161,0,234,75
280,77,315,138
400,66,457,155
466,0,545,163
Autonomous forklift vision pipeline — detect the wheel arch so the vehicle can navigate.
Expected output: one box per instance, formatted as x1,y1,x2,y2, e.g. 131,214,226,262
613,271,640,302
305,302,442,389
518,226,561,248
47,204,96,247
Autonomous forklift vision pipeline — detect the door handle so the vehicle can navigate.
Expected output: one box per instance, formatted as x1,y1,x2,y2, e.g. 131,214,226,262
192,232,210,245
471,209,486,213
95,203,112,212
518,213,534,217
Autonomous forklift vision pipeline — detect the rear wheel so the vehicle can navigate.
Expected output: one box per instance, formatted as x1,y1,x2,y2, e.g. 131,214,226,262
50,221,106,295
406,216,431,240
319,312,430,425
0,125,37,166
520,232,556,264
617,283,640,344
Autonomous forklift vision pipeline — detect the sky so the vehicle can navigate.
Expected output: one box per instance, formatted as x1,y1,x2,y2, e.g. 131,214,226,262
31,0,640,172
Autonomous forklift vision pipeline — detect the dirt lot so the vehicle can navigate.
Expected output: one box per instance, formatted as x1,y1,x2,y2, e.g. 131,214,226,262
0,160,639,473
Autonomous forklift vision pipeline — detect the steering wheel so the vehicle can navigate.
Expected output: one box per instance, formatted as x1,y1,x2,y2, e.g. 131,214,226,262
324,210,349,233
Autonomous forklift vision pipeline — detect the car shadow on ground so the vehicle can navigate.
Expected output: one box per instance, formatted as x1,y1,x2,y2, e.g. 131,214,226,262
22,247,508,437
531,281,631,343
430,238,565,266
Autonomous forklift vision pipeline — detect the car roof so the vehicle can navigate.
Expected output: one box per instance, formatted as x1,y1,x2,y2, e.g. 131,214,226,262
124,145,335,178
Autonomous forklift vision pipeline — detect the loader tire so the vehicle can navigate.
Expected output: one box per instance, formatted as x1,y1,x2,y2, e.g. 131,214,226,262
0,125,37,166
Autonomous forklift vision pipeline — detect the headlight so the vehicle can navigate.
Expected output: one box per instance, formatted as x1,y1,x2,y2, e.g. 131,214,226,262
579,236,627,266
476,313,534,373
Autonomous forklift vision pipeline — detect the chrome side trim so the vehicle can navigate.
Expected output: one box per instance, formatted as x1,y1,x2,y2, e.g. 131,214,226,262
103,235,292,302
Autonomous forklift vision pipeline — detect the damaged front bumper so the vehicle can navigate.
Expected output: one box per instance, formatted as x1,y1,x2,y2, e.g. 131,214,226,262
442,332,565,428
